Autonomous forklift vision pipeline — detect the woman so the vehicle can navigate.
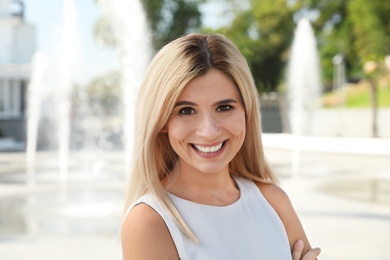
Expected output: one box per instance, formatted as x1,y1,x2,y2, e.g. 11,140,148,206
121,33,320,259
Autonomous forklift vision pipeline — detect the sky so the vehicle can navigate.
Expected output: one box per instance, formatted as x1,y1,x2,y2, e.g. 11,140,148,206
21,0,228,85
23,0,119,84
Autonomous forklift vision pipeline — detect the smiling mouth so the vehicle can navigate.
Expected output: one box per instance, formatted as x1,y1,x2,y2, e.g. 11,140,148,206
191,141,226,153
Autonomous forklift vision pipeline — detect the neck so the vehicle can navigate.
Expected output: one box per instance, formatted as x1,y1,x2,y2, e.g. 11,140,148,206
165,161,239,206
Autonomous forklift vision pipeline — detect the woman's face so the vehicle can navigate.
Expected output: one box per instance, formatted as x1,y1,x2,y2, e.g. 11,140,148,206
163,69,246,175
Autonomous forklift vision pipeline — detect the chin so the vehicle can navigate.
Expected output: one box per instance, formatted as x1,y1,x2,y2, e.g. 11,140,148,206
192,165,228,175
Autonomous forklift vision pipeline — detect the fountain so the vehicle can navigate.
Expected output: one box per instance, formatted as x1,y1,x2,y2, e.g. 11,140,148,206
97,0,152,172
287,18,322,136
57,0,80,186
25,0,80,186
25,0,151,185
286,18,322,176
0,0,153,243
26,51,48,186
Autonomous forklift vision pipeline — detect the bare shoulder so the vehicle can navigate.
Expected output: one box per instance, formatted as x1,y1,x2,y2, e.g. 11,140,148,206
121,203,179,260
256,182,290,208
255,182,312,254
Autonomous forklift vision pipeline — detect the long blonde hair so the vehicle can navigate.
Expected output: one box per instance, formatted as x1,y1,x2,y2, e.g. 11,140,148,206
123,33,276,242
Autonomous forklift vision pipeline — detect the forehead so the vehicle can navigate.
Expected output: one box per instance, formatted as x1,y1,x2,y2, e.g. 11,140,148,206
178,69,241,101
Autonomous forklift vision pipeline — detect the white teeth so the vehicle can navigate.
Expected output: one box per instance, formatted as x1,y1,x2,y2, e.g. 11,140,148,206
193,142,224,153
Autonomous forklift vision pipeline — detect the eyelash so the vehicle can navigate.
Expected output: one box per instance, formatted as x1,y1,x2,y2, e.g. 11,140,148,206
178,105,234,115
217,104,233,112
178,107,195,115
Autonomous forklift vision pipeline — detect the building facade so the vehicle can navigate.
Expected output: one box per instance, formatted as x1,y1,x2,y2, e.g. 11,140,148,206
0,0,35,148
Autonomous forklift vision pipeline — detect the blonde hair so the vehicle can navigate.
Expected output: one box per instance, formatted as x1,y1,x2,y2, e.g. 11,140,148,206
123,33,277,242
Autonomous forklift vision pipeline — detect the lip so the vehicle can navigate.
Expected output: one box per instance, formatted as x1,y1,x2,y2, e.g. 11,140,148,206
190,140,227,158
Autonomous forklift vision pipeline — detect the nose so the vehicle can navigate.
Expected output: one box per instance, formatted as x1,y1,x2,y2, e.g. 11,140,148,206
196,113,221,139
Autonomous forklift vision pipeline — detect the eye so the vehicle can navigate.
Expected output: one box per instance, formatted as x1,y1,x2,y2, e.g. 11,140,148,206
178,107,195,115
217,104,233,112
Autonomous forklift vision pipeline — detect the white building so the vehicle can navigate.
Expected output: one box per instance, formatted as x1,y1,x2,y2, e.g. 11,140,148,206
0,0,35,149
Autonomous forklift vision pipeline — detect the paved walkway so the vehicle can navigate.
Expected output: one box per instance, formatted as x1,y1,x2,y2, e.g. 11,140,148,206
0,138,389,259
265,146,390,260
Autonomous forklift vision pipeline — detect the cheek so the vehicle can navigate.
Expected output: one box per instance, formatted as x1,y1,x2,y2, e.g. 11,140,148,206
232,116,246,152
166,119,194,142
227,113,246,137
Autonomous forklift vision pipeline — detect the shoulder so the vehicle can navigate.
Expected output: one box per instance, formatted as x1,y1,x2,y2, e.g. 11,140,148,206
255,182,312,253
256,182,291,211
121,203,179,260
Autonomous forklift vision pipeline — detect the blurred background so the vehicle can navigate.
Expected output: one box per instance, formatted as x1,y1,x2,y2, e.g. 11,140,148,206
0,0,389,259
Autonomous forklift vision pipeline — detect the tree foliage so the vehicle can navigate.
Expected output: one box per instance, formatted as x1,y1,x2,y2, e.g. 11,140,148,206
94,0,203,52
302,0,390,83
348,0,390,63
303,0,390,136
143,0,204,50
77,71,122,117
93,0,390,94
208,0,299,92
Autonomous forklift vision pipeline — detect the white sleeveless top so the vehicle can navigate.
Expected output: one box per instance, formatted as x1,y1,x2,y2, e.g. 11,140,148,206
131,177,292,260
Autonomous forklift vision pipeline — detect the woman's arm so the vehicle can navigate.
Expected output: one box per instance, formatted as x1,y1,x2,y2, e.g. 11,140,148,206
121,204,179,260
257,183,320,258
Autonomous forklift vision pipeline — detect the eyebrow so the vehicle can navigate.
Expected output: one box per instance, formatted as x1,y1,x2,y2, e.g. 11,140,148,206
174,101,196,107
174,99,238,107
214,99,238,106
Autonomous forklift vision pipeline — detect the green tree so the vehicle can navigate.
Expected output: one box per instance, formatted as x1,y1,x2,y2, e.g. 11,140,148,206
348,0,390,137
208,0,299,93
301,0,390,136
74,71,122,117
143,0,204,50
94,0,204,52
300,0,390,83
348,0,389,62
293,0,357,85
